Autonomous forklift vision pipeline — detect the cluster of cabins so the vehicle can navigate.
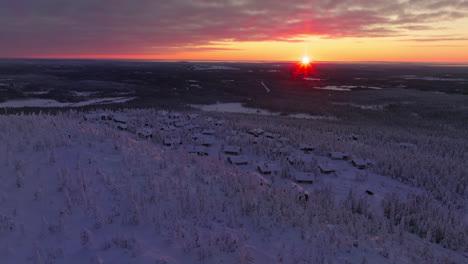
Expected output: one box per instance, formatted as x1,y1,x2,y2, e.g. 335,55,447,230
82,111,375,199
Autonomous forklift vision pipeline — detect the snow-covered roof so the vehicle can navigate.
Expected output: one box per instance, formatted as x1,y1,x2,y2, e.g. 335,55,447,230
248,128,264,136
318,163,336,173
164,137,181,146
257,163,279,174
137,128,152,137
202,129,216,135
224,145,241,154
294,172,314,183
228,155,249,165
329,152,350,160
113,115,129,123
299,144,316,151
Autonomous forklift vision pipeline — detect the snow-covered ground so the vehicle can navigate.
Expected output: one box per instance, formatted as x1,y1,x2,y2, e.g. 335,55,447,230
0,109,467,263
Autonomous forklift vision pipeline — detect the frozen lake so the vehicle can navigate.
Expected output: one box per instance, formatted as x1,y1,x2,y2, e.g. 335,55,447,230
189,102,338,120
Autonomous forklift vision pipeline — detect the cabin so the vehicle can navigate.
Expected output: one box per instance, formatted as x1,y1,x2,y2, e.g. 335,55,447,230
269,147,289,156
224,145,241,155
202,129,216,135
215,120,225,126
200,137,216,147
351,159,370,169
318,163,336,174
185,124,200,130
136,128,152,138
163,137,182,146
117,123,128,130
174,121,186,128
168,112,181,119
191,133,203,140
286,155,305,165
98,112,111,121
248,128,264,137
83,114,97,121
228,156,249,165
164,118,178,125
257,163,279,175
252,138,259,144
279,137,290,143
349,134,359,140
187,114,199,119
329,152,350,160
188,145,209,156
264,132,277,139
299,144,316,153
113,115,129,124
286,155,296,165
293,172,314,184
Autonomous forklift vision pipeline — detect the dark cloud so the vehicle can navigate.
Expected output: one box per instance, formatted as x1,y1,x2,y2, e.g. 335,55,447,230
1,0,467,56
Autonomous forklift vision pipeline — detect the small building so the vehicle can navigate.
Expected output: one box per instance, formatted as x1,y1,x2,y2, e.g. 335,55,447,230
117,123,128,130
98,112,111,121
164,118,178,125
269,147,289,155
299,144,316,153
351,159,370,169
113,115,129,124
174,121,186,128
224,145,241,155
83,114,97,121
248,128,264,137
185,124,200,130
187,114,199,119
257,163,279,175
329,152,350,160
164,137,182,146
318,163,336,174
252,138,259,144
188,145,209,156
136,128,152,138
279,137,290,143
168,112,181,119
349,134,359,140
192,133,203,140
264,132,276,139
293,172,314,184
200,137,216,147
286,155,296,165
228,156,249,165
215,120,225,126
202,129,216,135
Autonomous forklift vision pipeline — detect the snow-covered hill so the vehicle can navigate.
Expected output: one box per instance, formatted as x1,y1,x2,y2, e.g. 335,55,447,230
0,109,466,263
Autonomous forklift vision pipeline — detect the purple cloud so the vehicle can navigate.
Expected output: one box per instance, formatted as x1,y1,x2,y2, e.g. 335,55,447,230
0,0,467,56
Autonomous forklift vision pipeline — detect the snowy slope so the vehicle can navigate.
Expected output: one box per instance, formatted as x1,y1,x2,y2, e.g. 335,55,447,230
0,110,466,263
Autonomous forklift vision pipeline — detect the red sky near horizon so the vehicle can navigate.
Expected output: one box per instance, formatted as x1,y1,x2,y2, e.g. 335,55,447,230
1,0,468,63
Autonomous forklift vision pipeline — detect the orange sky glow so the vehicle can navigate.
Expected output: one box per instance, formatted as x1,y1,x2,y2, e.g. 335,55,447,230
2,1,468,63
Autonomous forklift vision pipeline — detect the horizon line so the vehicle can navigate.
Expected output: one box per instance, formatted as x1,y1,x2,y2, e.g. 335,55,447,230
1,57,467,65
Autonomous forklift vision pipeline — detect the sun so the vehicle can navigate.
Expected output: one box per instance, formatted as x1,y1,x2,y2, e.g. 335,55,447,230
301,56,311,65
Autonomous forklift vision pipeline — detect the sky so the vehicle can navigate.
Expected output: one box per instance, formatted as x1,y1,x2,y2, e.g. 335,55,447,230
1,0,468,62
